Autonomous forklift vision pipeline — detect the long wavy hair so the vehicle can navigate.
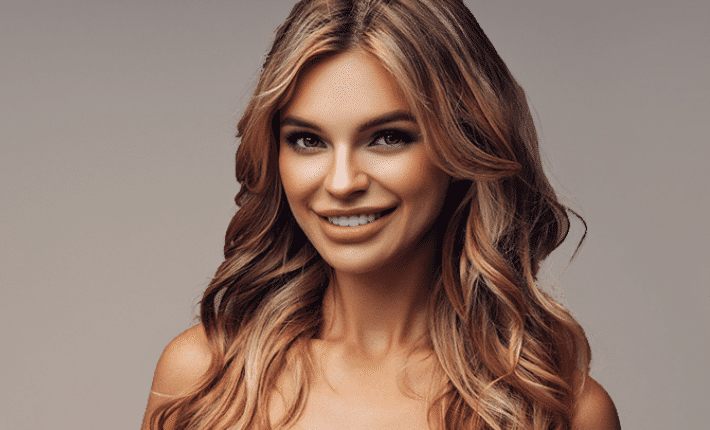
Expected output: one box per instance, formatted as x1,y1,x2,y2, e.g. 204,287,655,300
150,0,591,429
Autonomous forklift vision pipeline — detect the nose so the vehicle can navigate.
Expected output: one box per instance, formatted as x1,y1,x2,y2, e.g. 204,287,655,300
324,144,369,198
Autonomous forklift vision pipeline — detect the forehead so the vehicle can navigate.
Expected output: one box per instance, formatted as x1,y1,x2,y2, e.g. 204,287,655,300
281,50,412,126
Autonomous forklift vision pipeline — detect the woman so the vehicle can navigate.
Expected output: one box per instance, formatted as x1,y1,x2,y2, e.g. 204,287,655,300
142,0,620,429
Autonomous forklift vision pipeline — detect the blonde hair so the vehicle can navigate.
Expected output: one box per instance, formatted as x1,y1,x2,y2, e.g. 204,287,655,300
150,0,590,429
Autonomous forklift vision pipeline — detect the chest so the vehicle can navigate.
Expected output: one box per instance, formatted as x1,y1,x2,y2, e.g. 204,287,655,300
270,382,434,430
268,357,445,429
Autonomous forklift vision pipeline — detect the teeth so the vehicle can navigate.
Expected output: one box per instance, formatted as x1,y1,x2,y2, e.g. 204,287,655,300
328,212,382,227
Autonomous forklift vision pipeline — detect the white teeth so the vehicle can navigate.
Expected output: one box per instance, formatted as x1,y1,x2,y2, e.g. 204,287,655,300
328,212,382,227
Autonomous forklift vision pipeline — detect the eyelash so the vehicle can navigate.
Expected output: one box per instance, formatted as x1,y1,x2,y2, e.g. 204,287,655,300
284,130,418,152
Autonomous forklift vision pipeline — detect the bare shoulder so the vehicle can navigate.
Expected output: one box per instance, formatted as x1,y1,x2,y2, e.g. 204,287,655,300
150,323,213,396
571,375,621,430
141,324,213,430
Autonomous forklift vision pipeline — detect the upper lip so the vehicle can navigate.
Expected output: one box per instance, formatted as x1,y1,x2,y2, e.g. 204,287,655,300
316,206,396,218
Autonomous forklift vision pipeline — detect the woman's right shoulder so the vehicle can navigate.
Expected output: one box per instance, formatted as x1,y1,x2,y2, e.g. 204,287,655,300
150,322,213,396
141,324,213,430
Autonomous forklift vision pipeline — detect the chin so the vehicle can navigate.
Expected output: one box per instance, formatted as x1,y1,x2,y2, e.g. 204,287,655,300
320,250,393,276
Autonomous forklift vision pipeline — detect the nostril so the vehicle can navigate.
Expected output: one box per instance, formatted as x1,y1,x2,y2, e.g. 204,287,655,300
326,168,370,196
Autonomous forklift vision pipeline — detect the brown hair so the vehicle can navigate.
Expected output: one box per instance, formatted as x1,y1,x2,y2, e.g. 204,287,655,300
150,1,590,428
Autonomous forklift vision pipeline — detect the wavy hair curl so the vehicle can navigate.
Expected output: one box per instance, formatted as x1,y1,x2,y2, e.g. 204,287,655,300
150,0,590,429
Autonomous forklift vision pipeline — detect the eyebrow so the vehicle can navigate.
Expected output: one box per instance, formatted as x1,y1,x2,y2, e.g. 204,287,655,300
280,110,417,133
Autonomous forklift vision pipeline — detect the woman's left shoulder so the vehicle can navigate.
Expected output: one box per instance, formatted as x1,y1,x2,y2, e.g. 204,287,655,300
571,375,621,430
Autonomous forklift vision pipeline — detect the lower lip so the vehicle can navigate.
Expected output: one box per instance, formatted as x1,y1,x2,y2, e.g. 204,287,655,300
317,209,395,244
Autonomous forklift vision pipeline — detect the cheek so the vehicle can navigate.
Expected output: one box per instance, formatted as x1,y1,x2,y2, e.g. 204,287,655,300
279,152,326,208
369,151,449,205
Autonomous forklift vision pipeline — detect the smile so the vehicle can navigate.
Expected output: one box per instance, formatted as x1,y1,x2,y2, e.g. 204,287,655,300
327,213,380,227
323,207,396,227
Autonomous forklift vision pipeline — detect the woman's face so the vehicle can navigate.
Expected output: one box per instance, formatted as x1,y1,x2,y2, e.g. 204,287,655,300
278,50,450,275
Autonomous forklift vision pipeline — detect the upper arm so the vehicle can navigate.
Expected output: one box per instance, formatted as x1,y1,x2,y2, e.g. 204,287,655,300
571,375,621,430
140,323,212,430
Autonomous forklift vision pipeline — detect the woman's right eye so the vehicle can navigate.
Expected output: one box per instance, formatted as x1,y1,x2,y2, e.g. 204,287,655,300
285,132,323,151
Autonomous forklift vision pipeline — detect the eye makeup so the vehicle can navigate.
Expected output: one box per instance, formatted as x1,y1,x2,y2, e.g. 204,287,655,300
282,128,420,153
283,131,325,151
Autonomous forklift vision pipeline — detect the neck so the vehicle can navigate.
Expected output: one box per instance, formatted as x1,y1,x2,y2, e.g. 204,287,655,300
318,231,439,361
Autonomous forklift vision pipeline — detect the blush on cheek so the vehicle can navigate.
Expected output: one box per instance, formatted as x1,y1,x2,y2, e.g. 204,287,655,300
280,154,325,194
300,160,327,182
383,153,440,191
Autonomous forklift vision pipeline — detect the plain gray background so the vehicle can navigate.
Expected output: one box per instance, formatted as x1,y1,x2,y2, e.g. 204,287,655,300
2,0,708,428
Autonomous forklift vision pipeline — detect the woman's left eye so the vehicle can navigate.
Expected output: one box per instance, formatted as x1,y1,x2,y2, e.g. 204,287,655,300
371,130,417,147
